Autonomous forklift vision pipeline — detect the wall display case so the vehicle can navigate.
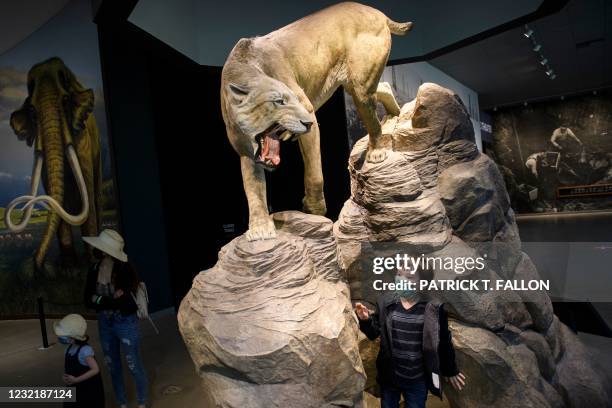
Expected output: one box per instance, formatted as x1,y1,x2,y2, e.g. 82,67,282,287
485,89,612,214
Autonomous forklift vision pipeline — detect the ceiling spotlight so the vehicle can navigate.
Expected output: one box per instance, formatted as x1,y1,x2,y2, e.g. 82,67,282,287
550,74,557,80
540,58,548,65
524,28,534,38
533,44,542,52
546,68,554,76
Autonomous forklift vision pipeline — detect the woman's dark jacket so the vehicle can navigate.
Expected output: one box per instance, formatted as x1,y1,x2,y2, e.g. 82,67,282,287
358,293,458,398
84,262,138,316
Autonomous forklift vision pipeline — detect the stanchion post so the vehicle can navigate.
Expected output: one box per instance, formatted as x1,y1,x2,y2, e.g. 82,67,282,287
37,297,49,349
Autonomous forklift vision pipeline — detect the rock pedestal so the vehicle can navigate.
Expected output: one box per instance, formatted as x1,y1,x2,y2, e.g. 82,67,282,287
335,83,611,407
179,82,610,407
178,211,365,407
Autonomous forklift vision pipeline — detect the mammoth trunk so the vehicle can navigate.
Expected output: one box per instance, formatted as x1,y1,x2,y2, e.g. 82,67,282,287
36,92,65,267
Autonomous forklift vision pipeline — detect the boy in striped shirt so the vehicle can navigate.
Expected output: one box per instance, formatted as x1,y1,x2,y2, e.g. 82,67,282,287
355,267,466,408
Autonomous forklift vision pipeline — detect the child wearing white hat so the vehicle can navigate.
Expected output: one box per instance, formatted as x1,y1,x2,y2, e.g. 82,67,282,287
54,314,104,407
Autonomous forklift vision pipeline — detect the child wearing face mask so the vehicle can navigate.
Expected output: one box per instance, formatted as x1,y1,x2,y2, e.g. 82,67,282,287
54,314,105,408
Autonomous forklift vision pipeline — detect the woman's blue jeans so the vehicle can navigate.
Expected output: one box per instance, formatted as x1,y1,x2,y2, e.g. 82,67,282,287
98,312,148,405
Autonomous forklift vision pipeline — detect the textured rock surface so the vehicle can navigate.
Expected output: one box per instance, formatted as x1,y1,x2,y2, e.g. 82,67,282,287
179,211,365,407
335,83,611,407
362,392,379,408
358,332,380,395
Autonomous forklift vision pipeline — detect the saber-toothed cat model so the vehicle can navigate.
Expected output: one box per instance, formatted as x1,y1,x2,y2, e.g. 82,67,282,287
221,2,411,241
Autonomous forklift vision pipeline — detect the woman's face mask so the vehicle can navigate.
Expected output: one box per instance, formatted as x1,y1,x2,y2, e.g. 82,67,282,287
395,275,419,301
58,336,72,345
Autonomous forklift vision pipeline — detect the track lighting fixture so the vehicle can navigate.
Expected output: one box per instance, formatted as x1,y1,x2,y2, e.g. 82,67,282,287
522,26,556,80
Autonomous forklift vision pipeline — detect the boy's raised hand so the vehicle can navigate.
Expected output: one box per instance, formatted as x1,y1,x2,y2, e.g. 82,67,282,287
446,372,466,391
354,303,370,320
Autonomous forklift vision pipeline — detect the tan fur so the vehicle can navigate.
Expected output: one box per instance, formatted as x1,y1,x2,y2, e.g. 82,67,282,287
220,2,411,240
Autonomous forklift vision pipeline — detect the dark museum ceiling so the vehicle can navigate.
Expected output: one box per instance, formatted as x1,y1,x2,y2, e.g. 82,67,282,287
131,0,610,109
128,0,546,65
0,1,608,112
0,0,71,55
431,0,612,109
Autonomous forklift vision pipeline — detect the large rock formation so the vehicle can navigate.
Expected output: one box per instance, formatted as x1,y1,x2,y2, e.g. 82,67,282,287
335,83,611,407
178,211,365,407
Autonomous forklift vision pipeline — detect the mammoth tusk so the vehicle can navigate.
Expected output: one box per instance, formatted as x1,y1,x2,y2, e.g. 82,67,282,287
4,155,43,232
4,145,89,230
65,144,90,225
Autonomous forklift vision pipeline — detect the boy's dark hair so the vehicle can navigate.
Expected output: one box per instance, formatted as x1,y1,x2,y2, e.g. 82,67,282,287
418,265,434,281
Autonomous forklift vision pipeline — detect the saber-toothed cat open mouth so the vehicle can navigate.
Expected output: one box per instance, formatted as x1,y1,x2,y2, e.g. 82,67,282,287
255,124,298,170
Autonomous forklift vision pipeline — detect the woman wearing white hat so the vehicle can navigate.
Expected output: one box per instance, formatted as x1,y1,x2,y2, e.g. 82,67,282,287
83,229,148,408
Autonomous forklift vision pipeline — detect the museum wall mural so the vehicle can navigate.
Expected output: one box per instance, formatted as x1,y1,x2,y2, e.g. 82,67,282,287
0,1,119,317
485,90,612,214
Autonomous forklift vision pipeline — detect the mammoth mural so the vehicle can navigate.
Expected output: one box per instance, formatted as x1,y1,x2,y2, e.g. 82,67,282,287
4,57,102,269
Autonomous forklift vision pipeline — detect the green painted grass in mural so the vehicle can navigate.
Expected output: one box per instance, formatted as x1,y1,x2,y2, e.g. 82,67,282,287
0,208,117,230
0,208,49,229
0,255,89,317
0,211,119,317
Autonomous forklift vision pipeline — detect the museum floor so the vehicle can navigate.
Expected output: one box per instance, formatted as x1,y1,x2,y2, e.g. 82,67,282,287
1,305,611,408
